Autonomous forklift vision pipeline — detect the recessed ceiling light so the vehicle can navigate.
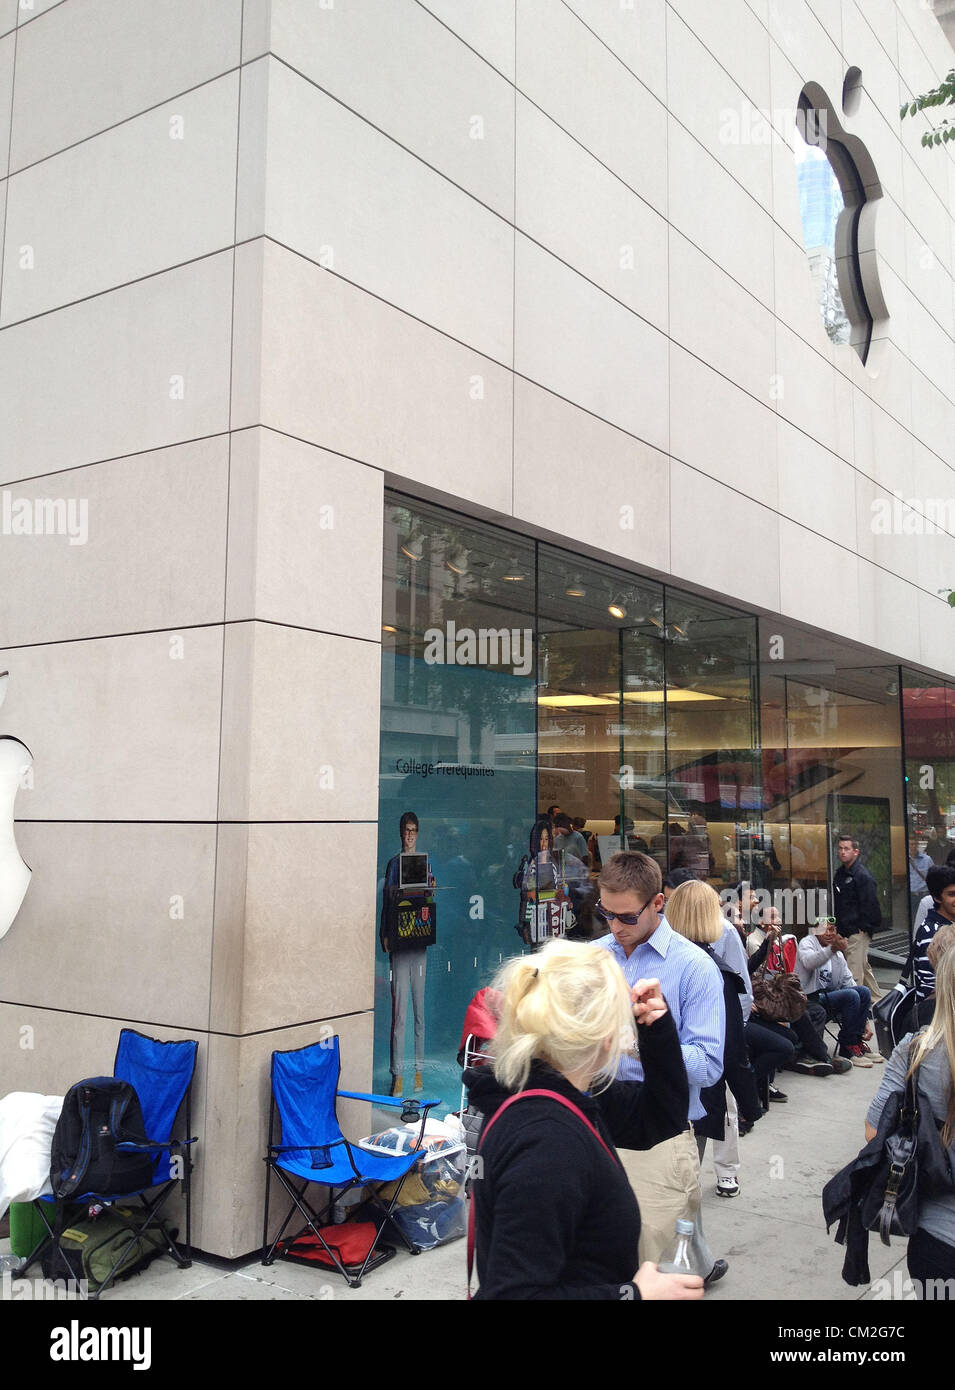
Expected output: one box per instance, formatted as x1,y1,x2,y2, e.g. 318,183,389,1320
382,624,397,634
608,596,627,620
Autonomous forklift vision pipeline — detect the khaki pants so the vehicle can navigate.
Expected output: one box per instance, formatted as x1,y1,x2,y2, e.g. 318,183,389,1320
619,1129,703,1266
843,932,883,1004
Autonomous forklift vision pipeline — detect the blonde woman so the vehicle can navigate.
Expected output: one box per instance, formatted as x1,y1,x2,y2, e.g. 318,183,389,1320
465,938,702,1300
866,948,955,1291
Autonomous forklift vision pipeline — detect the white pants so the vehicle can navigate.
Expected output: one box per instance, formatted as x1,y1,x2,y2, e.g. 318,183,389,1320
712,1089,739,1181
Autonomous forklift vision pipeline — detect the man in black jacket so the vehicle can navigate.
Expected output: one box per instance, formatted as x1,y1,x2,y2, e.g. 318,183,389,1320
832,832,883,1006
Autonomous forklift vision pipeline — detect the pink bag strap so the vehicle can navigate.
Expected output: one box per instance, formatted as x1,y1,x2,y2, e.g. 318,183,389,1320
466,1088,619,1299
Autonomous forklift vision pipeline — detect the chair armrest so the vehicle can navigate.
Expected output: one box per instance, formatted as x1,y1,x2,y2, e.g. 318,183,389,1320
115,1135,198,1152
267,1139,347,1154
338,1089,441,1109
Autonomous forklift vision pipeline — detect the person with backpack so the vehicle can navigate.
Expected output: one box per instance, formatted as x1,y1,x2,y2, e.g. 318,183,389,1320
865,948,955,1293
913,865,955,1003
465,938,703,1300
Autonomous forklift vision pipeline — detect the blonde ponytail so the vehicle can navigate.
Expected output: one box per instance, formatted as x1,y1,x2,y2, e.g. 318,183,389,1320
492,939,635,1093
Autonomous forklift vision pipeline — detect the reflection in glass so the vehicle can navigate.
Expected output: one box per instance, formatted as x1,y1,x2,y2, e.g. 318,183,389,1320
794,118,851,347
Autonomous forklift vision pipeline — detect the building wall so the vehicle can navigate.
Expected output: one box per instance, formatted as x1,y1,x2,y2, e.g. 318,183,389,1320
2,0,955,1256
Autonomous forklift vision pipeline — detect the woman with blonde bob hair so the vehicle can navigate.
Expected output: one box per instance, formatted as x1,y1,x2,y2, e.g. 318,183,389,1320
465,937,703,1300
867,947,955,1292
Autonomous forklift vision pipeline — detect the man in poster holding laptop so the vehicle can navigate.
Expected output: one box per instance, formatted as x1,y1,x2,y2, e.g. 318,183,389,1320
380,810,436,1097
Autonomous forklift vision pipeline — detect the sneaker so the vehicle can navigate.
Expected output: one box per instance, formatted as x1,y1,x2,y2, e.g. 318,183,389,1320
768,1085,788,1102
716,1177,739,1198
830,1056,852,1075
704,1258,729,1288
860,1043,884,1065
792,1054,833,1077
839,1045,872,1068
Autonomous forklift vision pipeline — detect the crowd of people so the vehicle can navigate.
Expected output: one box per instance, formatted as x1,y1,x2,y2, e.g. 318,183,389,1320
464,828,955,1300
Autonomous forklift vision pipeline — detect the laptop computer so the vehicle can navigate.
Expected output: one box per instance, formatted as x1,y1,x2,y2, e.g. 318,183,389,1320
399,853,430,889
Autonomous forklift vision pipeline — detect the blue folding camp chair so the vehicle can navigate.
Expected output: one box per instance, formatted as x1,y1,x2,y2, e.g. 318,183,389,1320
261,1036,440,1287
17,1028,198,1299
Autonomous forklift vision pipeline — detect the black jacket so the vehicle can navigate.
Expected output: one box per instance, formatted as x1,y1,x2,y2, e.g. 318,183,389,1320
833,861,882,938
464,1011,688,1300
698,953,763,1137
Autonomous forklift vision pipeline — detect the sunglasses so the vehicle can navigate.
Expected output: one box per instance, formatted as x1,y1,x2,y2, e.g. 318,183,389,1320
595,898,654,928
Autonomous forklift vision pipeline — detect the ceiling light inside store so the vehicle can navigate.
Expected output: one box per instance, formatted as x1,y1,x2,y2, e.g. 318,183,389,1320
502,558,526,581
566,577,586,598
445,546,469,575
623,688,723,703
608,596,628,619
400,528,425,561
382,624,397,634
538,694,618,707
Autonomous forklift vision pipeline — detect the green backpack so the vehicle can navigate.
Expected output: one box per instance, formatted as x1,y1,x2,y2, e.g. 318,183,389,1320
42,1206,172,1291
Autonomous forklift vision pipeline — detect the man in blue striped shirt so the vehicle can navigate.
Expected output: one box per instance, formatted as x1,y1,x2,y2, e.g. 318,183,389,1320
595,852,726,1278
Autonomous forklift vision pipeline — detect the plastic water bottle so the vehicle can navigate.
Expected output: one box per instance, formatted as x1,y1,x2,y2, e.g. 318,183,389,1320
657,1218,698,1274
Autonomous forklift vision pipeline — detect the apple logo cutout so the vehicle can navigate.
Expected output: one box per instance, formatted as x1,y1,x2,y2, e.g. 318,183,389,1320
0,671,34,941
794,78,889,366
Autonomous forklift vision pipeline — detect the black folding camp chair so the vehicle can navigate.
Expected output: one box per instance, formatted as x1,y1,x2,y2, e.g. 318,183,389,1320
17,1029,198,1299
261,1035,440,1287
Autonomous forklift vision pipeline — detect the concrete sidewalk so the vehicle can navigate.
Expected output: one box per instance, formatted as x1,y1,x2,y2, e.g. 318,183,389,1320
2,1044,908,1302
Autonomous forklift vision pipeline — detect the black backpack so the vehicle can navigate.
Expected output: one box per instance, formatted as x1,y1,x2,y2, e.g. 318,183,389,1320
50,1077,155,1200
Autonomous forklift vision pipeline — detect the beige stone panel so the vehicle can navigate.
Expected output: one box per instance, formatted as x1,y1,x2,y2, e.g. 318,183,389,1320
866,391,914,494
234,56,268,243
902,152,954,281
774,322,846,458
205,1010,373,1257
0,179,6,287
842,0,900,116
897,20,954,208
207,822,248,1037
218,621,380,823
562,0,667,102
911,368,955,469
260,60,513,364
17,0,61,21
0,1,14,38
417,0,515,80
866,340,913,434
514,235,669,451
667,117,774,309
856,561,923,668
768,44,806,239
515,95,668,333
4,821,216,1029
852,0,898,65
905,217,955,343
238,822,377,1033
517,0,668,216
240,241,514,516
918,587,955,680
0,253,234,483
512,377,669,577
667,0,771,111
805,0,842,46
0,1002,207,1248
269,0,514,219
0,437,229,648
773,224,833,352
9,0,242,172
669,229,776,404
916,511,955,602
1,74,239,325
669,343,779,511
777,418,856,548
666,6,774,211
877,192,907,285
778,517,860,640
669,459,781,613
767,0,844,98
0,32,12,179
1,627,223,821
241,0,272,61
853,471,921,588
907,299,955,408
878,258,911,363
224,428,383,640
745,0,770,21
911,442,955,526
